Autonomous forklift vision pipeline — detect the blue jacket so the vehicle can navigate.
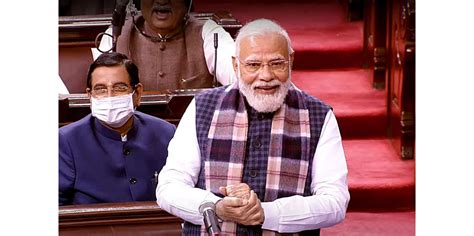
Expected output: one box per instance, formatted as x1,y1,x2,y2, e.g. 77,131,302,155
59,111,175,205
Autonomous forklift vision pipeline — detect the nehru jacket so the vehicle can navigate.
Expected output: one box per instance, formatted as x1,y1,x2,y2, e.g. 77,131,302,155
59,111,175,205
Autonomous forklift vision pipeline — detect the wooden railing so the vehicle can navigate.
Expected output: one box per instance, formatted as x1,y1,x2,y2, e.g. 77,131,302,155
59,201,183,235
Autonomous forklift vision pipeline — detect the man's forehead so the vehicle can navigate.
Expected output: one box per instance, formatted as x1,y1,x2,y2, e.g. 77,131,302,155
238,33,288,58
92,81,129,87
91,66,130,86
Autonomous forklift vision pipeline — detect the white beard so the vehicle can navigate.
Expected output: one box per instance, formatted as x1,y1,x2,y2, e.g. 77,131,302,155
238,72,291,113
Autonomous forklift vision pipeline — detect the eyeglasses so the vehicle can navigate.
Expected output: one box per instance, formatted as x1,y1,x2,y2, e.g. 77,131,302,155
237,58,289,73
91,84,133,97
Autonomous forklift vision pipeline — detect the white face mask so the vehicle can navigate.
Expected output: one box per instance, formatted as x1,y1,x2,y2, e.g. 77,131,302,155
91,92,135,128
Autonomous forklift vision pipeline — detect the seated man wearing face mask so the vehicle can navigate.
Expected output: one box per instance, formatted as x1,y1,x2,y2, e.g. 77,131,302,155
59,52,176,205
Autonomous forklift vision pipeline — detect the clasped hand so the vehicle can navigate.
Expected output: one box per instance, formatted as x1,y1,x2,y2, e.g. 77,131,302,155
215,183,265,225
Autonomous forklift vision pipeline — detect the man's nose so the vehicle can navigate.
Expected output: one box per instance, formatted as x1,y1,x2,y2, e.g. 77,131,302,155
106,89,114,97
258,64,275,82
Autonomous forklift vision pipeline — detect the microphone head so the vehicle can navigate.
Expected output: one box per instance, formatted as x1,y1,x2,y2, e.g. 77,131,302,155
112,0,130,38
199,201,215,214
214,33,218,48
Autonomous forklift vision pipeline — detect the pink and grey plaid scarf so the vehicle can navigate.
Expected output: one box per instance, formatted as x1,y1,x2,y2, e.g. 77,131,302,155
202,82,311,235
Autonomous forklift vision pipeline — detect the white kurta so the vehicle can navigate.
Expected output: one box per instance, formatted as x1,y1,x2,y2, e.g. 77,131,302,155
157,97,350,233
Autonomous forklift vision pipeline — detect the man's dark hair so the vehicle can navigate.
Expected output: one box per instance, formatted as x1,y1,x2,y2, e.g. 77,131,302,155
86,52,139,89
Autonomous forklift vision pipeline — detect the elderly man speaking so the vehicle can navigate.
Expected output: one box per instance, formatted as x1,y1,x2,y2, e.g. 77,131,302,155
156,19,349,235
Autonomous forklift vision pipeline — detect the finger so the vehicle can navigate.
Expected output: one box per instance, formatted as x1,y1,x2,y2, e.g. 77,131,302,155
222,196,248,207
242,191,264,225
216,196,249,222
245,190,259,207
242,207,264,225
219,186,227,196
248,209,265,225
226,183,250,199
230,188,250,199
233,190,257,215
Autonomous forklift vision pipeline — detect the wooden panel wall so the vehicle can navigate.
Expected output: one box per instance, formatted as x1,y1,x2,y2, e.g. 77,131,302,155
362,0,387,89
386,0,415,159
362,0,415,159
339,0,365,21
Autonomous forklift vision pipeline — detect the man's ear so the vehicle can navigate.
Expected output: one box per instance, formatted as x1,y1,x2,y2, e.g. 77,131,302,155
86,88,92,99
289,52,295,69
232,56,239,75
133,83,143,108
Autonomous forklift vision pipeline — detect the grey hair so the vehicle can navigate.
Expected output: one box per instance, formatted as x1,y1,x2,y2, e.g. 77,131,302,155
235,18,294,57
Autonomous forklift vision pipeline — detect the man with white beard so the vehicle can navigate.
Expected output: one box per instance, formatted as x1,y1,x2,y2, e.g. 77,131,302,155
156,19,350,235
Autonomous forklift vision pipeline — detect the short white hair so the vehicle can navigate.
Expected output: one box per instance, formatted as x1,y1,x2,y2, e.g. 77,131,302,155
235,18,294,57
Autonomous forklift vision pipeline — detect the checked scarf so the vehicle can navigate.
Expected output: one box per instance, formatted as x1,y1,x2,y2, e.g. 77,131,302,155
202,82,311,235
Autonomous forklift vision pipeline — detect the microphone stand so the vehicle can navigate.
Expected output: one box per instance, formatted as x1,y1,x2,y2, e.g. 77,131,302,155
213,33,219,87
199,201,221,236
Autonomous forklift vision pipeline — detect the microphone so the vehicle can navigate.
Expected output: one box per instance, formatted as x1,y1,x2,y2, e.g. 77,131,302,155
199,201,221,235
111,0,129,50
213,33,219,87
187,0,194,16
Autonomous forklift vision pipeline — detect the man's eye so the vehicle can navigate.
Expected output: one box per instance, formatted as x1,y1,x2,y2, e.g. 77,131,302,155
270,61,282,66
270,61,287,70
246,63,261,69
94,88,107,93
114,86,128,92
270,61,284,66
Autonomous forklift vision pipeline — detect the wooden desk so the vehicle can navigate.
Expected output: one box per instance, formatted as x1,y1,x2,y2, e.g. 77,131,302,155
59,201,183,236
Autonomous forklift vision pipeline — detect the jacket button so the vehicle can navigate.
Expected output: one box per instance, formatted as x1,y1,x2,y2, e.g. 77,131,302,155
252,139,261,149
123,149,130,156
249,170,258,178
129,177,137,184
158,71,164,77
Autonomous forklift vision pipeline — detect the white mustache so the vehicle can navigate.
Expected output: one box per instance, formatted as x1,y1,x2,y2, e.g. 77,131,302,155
251,80,282,89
